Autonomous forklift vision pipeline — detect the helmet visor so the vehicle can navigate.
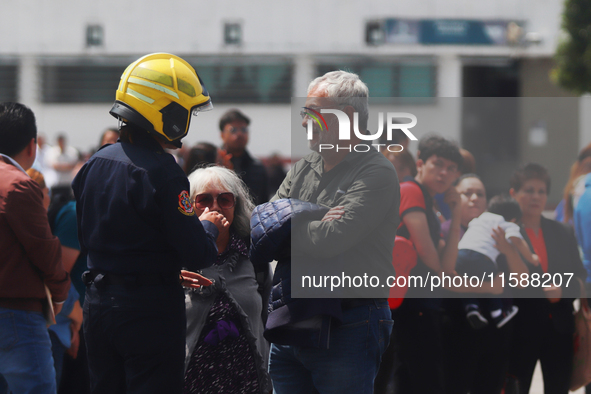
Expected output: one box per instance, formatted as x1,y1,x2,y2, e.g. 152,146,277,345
192,100,213,116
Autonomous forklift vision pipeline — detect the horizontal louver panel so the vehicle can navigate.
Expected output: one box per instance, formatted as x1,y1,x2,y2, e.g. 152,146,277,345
41,65,123,103
194,64,293,104
40,62,293,104
317,63,436,98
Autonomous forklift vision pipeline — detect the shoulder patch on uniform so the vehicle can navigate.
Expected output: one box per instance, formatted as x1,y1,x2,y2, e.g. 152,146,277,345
178,190,195,216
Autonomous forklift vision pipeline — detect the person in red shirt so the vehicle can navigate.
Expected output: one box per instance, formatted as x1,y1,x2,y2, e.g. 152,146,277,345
508,163,586,394
387,135,462,394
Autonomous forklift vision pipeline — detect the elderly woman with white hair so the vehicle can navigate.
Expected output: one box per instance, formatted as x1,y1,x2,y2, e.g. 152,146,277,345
183,165,272,394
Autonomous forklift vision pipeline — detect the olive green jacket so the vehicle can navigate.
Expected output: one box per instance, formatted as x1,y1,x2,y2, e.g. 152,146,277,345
271,149,400,298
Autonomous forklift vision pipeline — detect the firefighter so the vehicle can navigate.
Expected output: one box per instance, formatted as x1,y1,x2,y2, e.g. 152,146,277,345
72,53,227,393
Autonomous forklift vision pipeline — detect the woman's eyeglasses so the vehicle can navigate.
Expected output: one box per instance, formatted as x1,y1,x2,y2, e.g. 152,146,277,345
193,192,236,209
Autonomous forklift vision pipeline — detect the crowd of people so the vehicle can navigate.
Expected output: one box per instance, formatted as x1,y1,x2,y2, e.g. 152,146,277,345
376,138,588,394
1,52,591,394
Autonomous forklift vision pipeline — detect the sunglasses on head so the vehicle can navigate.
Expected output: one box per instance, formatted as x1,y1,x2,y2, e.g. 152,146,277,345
193,192,236,209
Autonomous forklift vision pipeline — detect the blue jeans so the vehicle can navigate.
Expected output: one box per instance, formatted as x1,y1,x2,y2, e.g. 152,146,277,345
269,300,393,394
0,308,57,394
49,330,67,388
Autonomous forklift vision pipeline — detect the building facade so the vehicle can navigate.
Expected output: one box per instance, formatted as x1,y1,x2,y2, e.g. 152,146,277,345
0,0,583,203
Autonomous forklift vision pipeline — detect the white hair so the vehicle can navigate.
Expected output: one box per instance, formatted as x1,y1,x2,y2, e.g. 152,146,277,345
188,165,255,239
307,70,370,131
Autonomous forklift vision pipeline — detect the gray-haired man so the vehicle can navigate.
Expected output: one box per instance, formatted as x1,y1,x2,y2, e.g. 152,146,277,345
267,71,400,393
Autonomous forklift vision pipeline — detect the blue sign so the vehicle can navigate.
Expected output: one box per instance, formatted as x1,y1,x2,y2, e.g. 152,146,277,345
383,19,522,46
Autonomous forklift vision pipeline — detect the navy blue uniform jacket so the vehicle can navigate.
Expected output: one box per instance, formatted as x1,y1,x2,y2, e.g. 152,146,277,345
72,133,218,275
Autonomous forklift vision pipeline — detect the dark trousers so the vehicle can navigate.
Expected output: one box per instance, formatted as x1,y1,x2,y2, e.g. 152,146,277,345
456,249,505,317
84,281,186,394
508,311,573,394
389,300,445,394
442,301,513,394
59,327,90,394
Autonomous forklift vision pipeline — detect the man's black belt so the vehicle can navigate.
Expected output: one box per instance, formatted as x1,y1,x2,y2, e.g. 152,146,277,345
83,270,178,287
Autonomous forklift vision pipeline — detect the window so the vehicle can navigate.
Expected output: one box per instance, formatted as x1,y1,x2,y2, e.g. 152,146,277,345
365,21,385,46
399,65,434,97
224,23,242,46
86,25,104,47
40,64,123,103
317,62,436,98
39,58,293,104
194,63,293,104
0,65,18,102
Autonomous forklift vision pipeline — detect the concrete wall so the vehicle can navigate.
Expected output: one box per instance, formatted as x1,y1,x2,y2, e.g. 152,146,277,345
0,0,563,56
0,0,578,173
